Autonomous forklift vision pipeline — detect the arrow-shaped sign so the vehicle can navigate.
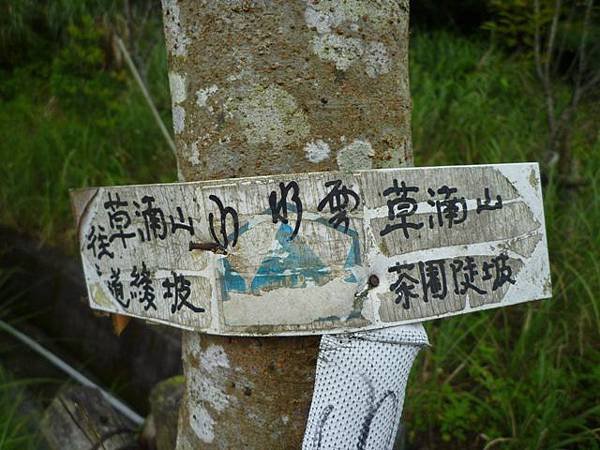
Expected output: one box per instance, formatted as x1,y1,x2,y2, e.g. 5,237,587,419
71,162,551,336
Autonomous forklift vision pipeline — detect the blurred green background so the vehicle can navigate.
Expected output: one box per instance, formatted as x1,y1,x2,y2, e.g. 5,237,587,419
0,1,598,449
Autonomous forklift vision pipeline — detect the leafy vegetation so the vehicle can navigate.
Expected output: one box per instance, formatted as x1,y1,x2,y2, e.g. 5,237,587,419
0,3,598,449
483,0,600,184
406,31,600,449
0,5,174,249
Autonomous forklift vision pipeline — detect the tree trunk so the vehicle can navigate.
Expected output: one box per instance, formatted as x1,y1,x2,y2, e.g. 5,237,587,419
159,1,413,448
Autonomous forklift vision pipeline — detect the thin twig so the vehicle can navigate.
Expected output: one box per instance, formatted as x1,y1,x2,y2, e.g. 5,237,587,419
534,0,545,81
442,361,465,385
116,36,177,158
534,0,556,131
545,0,562,81
572,0,595,106
554,2,576,76
559,0,597,127
580,68,600,95
483,437,513,450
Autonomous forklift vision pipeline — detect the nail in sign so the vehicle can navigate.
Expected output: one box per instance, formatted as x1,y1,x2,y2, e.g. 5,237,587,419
71,163,551,336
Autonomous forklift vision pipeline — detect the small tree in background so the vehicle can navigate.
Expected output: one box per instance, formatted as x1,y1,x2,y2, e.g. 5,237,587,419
533,0,599,183
485,0,600,185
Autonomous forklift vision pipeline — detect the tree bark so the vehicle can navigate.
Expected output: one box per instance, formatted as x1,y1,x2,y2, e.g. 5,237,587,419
160,1,413,448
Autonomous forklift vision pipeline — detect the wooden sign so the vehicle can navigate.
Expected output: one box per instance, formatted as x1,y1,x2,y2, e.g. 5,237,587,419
71,163,551,336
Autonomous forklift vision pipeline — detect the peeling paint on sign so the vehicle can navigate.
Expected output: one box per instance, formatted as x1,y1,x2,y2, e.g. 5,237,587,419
71,163,551,336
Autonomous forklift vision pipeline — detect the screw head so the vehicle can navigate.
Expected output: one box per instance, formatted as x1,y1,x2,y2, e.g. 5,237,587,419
368,274,380,288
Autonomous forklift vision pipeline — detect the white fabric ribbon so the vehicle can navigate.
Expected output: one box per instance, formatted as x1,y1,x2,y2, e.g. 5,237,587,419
303,324,428,450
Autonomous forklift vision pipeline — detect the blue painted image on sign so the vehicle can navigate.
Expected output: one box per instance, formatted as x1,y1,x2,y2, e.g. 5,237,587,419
220,204,361,300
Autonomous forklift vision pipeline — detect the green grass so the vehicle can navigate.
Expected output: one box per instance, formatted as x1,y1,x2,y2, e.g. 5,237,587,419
0,28,176,249
405,31,600,449
411,33,546,166
0,15,598,450
0,365,42,450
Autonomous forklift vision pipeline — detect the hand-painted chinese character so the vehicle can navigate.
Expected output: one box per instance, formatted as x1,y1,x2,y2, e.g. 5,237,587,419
208,195,239,250
269,181,303,240
380,180,423,239
476,188,503,214
86,225,113,259
135,195,167,242
427,185,467,229
170,206,195,236
130,262,156,311
450,257,486,295
418,259,448,302
482,253,516,291
317,179,360,232
97,226,113,259
388,263,420,309
104,193,135,248
85,226,97,257
162,271,204,313
107,267,129,308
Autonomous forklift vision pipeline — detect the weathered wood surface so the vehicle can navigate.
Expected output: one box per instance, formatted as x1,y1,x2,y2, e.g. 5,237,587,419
71,163,551,336
41,385,137,450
